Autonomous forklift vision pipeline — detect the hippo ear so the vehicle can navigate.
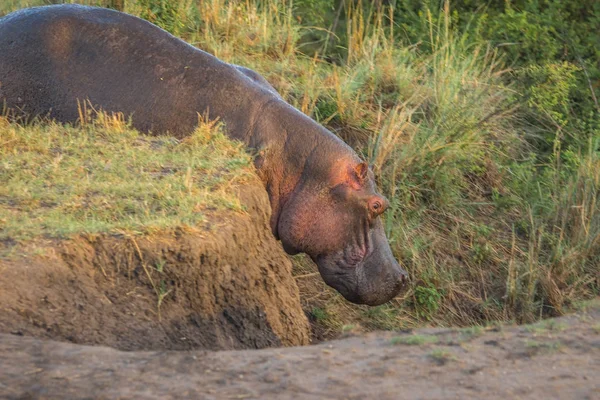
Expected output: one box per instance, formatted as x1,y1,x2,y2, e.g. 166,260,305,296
352,162,369,189
354,162,368,183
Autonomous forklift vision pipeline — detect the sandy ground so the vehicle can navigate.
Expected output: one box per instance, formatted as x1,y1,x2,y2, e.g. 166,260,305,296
1,300,598,400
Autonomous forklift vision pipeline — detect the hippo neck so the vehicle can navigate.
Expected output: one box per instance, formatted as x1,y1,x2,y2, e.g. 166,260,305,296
247,99,360,238
183,59,360,237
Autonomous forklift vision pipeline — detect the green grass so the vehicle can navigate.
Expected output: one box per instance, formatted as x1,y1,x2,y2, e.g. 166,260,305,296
428,349,457,365
524,319,568,334
391,334,439,346
524,340,563,353
2,0,598,332
459,325,485,340
0,117,253,242
310,307,329,322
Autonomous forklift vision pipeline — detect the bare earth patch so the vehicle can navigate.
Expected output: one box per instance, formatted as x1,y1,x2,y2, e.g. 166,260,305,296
1,300,598,399
0,183,310,351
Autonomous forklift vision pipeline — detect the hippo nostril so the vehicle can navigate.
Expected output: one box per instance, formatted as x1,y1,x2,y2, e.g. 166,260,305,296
397,270,408,286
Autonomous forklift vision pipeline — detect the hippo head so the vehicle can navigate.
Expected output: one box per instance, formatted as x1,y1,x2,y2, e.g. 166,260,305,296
277,158,408,306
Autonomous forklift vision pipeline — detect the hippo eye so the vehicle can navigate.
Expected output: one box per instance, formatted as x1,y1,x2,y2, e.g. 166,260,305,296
369,199,385,215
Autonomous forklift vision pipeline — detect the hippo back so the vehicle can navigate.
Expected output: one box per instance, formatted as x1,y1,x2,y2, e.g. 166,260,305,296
0,4,274,137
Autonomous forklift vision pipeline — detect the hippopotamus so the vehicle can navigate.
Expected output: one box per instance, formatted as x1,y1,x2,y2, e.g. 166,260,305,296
0,4,407,305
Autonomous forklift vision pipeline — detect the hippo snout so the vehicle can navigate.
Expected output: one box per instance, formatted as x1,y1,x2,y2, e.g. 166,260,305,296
315,245,408,306
352,251,408,306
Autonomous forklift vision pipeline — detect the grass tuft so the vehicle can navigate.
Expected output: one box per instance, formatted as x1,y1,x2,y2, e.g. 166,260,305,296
428,349,457,365
391,334,439,346
0,118,253,243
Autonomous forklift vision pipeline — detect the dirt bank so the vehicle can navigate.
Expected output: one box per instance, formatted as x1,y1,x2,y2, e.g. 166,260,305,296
1,300,598,399
0,184,310,351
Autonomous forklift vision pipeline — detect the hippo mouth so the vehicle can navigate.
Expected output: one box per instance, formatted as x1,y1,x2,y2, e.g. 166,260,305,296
314,246,407,306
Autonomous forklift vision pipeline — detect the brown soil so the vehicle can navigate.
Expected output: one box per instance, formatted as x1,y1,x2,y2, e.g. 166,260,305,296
1,300,598,399
0,184,310,351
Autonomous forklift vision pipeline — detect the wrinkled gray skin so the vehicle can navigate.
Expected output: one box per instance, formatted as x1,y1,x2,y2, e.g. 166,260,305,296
0,4,407,305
